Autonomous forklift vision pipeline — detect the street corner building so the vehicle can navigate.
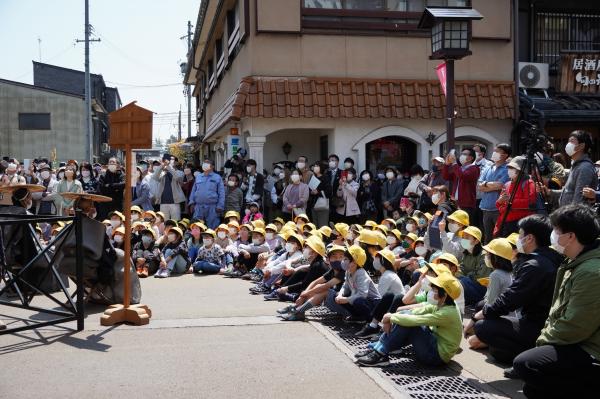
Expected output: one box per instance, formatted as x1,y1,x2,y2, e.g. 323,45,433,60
0,62,121,163
184,0,518,173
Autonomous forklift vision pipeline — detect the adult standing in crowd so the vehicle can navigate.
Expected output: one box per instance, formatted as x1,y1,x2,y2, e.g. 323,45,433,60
153,157,185,221
98,157,125,220
542,130,597,208
478,144,511,243
336,168,360,224
443,147,480,225
514,204,600,398
282,169,309,221
0,161,26,206
308,161,331,228
32,162,57,215
326,154,342,222
189,158,224,229
381,167,402,217
132,166,153,211
473,143,493,228
357,169,381,224
243,159,264,209
417,156,448,212
296,155,313,185
53,163,83,215
79,162,98,194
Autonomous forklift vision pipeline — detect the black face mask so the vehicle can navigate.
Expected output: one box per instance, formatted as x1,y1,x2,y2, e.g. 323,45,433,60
330,260,342,270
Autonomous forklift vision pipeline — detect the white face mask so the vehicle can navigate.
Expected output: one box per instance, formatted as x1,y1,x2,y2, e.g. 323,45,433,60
227,180,236,187
344,162,353,169
113,235,124,243
204,238,213,247
302,248,313,259
346,174,353,181
291,174,300,183
81,170,91,178
265,232,274,240
516,236,526,254
491,151,502,162
415,245,428,256
132,214,140,221
110,220,120,228
313,166,320,174
361,174,370,181
565,142,578,157
252,238,263,245
229,227,238,235
386,171,394,180
285,242,296,253
167,234,178,243
459,155,468,165
108,164,117,173
386,236,396,245
274,168,281,175
328,161,337,169
373,257,383,271
460,238,473,251
406,223,415,232
427,290,438,305
279,172,285,179
448,223,461,233
550,230,566,255
202,163,211,172
217,231,227,239
432,193,441,205
41,170,50,179
346,232,354,241
421,277,431,290
508,168,518,180
296,162,305,170
246,166,253,173
142,236,153,246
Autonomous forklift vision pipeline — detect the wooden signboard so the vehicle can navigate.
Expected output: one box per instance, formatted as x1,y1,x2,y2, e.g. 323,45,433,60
559,52,600,95
101,101,153,326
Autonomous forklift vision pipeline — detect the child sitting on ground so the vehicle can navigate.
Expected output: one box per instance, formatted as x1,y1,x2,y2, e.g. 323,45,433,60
192,229,225,274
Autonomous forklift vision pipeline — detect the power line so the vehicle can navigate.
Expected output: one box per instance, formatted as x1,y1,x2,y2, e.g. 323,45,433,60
106,80,182,88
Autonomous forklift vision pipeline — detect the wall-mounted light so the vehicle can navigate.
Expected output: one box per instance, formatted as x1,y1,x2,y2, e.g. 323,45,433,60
282,142,292,159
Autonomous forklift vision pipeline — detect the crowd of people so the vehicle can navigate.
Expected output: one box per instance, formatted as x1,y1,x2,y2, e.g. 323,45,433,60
1,129,600,398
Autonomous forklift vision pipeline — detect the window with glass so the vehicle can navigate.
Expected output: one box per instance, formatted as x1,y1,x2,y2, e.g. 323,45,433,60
302,0,469,32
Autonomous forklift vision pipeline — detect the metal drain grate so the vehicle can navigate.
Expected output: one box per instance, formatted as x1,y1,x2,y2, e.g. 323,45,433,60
308,307,491,398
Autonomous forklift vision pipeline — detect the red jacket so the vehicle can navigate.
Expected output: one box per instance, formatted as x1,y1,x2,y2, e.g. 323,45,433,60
496,179,536,224
442,163,480,208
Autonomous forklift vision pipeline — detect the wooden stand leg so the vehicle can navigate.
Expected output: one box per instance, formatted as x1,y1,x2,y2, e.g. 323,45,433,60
100,304,152,326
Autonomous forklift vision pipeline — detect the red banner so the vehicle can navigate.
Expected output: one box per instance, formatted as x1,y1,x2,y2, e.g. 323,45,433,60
436,62,447,97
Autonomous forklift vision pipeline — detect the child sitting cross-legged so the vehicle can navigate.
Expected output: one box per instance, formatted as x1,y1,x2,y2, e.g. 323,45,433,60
154,226,189,278
192,229,225,274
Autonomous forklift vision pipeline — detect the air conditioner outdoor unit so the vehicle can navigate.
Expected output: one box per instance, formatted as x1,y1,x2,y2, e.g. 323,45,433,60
101,143,110,153
518,62,550,89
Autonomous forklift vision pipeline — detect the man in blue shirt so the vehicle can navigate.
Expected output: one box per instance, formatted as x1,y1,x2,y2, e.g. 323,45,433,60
189,159,225,229
477,143,511,244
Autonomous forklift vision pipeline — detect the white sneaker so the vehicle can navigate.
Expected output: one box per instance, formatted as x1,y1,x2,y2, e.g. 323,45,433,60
154,269,167,278
0,320,6,330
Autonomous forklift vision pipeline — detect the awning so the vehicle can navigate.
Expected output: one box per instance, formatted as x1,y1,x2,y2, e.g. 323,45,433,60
520,91,600,123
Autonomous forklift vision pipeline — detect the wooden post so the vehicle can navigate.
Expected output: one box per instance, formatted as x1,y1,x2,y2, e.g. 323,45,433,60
101,102,153,326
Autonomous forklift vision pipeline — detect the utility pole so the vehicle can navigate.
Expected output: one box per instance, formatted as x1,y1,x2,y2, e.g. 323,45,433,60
181,20,193,138
38,37,42,61
178,106,182,141
76,0,100,162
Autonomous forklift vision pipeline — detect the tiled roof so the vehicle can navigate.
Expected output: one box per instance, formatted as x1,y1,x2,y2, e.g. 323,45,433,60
231,76,515,121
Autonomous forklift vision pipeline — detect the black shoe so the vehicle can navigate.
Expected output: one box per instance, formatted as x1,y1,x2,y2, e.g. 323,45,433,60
281,312,305,321
263,291,279,301
354,348,374,358
277,305,296,315
344,315,366,324
355,324,381,339
503,367,519,379
356,350,390,367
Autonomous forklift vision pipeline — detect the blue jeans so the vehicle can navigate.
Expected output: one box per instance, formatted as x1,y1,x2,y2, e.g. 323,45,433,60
193,260,221,274
163,248,188,274
459,276,487,306
193,204,220,229
374,325,445,366
324,288,378,322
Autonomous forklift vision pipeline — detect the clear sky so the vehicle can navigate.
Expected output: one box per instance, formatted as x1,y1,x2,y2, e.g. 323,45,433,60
0,0,200,142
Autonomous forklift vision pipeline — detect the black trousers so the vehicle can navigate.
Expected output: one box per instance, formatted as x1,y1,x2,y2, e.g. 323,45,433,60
513,344,600,399
371,292,406,322
474,316,542,364
283,262,328,294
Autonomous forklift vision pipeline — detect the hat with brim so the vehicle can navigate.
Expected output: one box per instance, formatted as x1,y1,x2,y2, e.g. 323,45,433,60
508,156,526,172
0,184,45,194
140,228,157,240
61,192,112,203
427,273,462,300
433,156,445,164
327,244,346,255
108,210,125,221
377,248,396,266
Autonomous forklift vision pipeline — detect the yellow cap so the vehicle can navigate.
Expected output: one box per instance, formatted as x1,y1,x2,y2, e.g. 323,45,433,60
140,227,157,240
113,226,125,236
424,212,433,221
294,213,310,223
142,210,157,220
377,248,396,266
251,219,265,229
388,229,402,241
130,205,143,214
189,222,206,232
202,229,217,238
265,223,278,232
132,221,145,230
364,220,378,229
434,253,460,269
278,228,293,241
483,238,514,262
447,210,469,227
309,230,323,240
155,211,166,221
376,225,389,235
318,226,332,238
419,262,452,276
427,273,462,300
240,223,254,231
227,220,240,229
306,235,326,257
374,231,387,249
477,277,490,287
332,223,349,239
224,210,240,220
287,233,305,248
169,226,184,238
109,210,125,221
347,245,367,267
252,227,266,237
382,218,396,227
358,229,380,246
273,217,285,225
506,232,519,247
328,244,347,255
462,226,482,242
216,224,229,232
303,223,316,232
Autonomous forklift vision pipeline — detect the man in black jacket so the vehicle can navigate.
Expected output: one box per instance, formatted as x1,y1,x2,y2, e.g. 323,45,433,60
98,158,125,220
326,154,342,223
242,159,264,210
472,215,562,372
